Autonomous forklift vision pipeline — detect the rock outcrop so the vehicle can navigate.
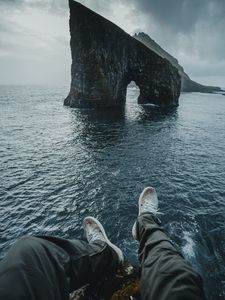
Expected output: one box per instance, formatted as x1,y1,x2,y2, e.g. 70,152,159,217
70,263,140,300
134,32,222,93
64,0,181,108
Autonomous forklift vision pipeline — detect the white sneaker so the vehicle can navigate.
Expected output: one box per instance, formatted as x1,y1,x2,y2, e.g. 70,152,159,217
132,187,159,240
83,216,124,264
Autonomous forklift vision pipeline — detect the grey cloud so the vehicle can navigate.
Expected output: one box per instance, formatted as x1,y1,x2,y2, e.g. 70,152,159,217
0,0,224,84
127,0,225,33
1,0,225,32
0,0,108,13
0,0,68,14
119,0,225,80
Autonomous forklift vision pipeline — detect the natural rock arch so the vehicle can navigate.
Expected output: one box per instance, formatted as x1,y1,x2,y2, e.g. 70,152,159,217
64,0,181,108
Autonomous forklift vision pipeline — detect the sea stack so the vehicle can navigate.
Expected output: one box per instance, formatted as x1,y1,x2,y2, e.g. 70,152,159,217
64,0,181,108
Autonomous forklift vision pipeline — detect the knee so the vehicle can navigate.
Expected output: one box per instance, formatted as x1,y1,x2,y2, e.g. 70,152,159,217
0,236,45,272
9,236,43,259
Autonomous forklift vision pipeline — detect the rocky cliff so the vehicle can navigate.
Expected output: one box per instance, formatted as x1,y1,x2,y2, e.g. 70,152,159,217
134,32,222,93
64,0,181,108
70,263,140,300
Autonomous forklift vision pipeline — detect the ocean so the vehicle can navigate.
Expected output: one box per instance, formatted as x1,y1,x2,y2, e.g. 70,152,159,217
0,85,225,299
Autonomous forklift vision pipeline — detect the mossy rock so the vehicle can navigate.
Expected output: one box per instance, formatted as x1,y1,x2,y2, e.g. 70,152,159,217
70,263,141,300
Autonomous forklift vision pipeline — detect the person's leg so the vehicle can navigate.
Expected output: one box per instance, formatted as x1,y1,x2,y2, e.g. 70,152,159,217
0,217,123,300
133,187,206,300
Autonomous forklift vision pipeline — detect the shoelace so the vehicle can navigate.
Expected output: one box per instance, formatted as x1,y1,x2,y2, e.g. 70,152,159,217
88,228,104,243
142,201,158,215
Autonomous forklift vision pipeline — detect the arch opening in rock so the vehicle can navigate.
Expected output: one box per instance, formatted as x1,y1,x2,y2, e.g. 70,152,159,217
126,81,140,105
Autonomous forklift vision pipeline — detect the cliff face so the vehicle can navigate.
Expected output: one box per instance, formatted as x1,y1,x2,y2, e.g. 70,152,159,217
134,32,222,93
64,0,181,108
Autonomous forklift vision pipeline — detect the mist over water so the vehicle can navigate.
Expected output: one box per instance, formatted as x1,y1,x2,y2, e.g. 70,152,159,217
0,85,225,299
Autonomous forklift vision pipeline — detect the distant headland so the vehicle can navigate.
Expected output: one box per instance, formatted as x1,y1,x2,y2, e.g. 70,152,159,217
134,32,222,94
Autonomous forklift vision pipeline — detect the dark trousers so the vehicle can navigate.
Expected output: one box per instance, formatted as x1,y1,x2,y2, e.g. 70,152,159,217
0,214,206,300
0,237,119,300
137,213,206,300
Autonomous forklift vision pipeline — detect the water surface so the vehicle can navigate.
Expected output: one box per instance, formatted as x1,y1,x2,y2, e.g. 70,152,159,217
0,85,225,299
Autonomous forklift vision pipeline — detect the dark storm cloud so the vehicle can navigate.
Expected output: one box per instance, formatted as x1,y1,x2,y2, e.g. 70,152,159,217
0,0,224,84
1,0,225,24
130,0,225,33
120,0,225,79
1,0,224,33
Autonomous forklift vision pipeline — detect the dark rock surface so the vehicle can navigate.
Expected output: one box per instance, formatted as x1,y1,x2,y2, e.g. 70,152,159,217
134,32,222,93
70,263,140,300
65,0,181,108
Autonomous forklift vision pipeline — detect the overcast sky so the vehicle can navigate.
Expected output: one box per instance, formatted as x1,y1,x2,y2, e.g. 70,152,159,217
0,0,224,87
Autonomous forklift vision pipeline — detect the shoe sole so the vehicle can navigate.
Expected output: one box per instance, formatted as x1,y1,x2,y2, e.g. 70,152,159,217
132,221,138,240
83,216,124,264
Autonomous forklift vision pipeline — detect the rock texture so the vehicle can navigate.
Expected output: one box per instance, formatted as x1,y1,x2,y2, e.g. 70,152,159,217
70,263,140,300
134,32,222,93
64,0,181,108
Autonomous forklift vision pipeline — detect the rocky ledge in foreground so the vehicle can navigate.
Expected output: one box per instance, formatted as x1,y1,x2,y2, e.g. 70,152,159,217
70,263,140,300
65,0,181,108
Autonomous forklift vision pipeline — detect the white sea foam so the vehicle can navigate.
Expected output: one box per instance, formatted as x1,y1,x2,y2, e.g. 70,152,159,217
182,231,196,259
